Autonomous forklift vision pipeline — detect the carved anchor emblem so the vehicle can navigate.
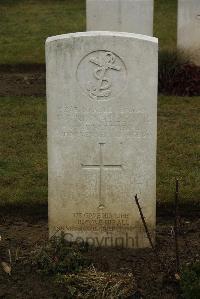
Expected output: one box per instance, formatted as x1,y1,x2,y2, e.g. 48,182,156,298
87,52,121,100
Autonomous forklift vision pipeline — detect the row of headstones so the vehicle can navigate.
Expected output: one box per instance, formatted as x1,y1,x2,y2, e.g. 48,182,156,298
87,0,200,65
46,0,198,249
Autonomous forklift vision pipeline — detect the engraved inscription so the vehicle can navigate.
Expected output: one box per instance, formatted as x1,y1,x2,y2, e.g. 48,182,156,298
54,213,146,235
81,143,122,209
77,50,127,101
73,212,131,231
56,108,149,138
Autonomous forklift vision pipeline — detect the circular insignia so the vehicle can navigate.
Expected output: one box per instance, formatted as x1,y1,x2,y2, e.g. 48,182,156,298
77,50,127,101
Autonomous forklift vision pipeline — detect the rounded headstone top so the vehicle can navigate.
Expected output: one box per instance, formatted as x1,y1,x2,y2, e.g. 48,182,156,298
46,31,158,45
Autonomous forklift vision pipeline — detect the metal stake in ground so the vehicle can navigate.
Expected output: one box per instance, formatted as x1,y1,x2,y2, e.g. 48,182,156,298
134,194,172,274
134,195,157,256
174,179,180,274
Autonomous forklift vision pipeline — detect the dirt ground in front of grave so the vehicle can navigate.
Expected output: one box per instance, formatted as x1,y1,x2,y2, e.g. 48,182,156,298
0,214,199,299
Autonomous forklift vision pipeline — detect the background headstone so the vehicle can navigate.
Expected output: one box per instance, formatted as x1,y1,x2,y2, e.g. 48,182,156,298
178,0,200,65
87,0,154,36
46,31,158,248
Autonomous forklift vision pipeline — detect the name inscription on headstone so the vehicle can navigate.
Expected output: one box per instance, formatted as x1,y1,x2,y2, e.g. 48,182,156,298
56,108,149,138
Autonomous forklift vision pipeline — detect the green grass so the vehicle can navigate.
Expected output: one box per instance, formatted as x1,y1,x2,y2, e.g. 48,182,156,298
0,0,86,64
0,97,47,206
0,0,177,64
0,96,199,208
154,0,177,50
157,96,200,203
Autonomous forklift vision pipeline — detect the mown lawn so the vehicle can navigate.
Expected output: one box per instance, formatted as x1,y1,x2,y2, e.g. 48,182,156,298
154,0,177,50
0,0,177,64
0,96,199,209
157,96,200,204
0,97,47,207
0,0,86,64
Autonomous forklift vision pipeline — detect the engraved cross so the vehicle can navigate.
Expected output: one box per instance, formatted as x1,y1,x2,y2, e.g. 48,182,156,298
81,143,122,209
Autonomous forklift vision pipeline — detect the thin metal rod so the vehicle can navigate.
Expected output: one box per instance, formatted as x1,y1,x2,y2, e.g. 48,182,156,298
134,194,171,272
135,195,156,253
174,179,180,273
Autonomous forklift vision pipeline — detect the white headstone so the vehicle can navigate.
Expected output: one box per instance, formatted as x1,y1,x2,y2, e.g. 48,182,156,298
46,31,158,248
87,0,154,36
178,0,200,65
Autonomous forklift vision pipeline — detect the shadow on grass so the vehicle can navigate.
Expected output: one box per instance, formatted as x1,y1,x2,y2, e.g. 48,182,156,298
0,201,199,221
0,202,48,220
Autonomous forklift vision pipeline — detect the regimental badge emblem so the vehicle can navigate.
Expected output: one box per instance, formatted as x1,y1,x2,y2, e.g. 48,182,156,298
77,50,127,101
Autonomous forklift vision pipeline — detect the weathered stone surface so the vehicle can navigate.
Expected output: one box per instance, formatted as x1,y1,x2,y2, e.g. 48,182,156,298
87,0,154,36
178,0,200,65
46,31,158,248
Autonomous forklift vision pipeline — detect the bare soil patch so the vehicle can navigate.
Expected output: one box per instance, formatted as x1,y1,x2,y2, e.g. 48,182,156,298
0,215,199,298
0,65,45,97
